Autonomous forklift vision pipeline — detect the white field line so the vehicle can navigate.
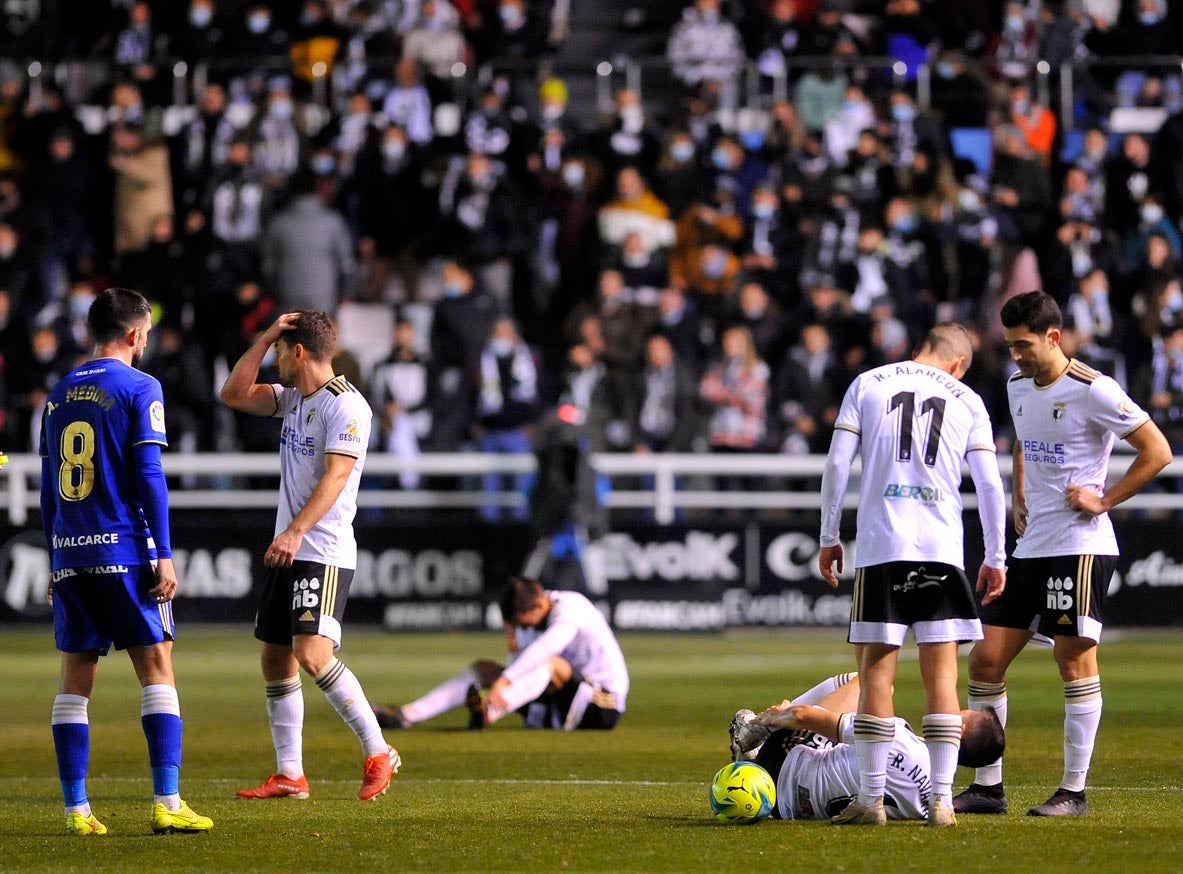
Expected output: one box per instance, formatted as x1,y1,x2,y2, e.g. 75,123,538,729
0,776,1180,792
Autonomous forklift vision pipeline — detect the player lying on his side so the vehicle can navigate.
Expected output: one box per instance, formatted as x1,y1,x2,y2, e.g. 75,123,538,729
727,673,1005,822
375,577,628,730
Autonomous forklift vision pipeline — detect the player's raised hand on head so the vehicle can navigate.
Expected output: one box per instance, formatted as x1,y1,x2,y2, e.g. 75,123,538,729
976,564,1006,605
1066,483,1106,516
818,544,843,588
150,557,179,602
260,311,302,346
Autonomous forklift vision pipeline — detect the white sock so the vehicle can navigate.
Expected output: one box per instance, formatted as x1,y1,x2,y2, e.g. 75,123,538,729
401,668,479,724
1062,676,1102,792
485,662,554,724
968,680,1007,786
853,714,895,805
922,713,963,804
791,672,858,706
266,676,305,779
314,659,387,758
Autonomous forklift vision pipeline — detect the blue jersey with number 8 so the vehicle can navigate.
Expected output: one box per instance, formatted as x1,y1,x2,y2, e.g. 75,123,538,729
39,358,168,571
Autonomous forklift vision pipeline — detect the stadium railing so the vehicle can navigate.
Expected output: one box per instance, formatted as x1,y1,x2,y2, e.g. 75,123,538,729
24,52,1183,135
5,452,1183,526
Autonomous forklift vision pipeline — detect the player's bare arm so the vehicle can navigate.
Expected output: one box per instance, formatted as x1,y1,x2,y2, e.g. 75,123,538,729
264,453,356,567
1065,420,1172,516
753,704,843,741
219,311,301,415
1011,440,1028,535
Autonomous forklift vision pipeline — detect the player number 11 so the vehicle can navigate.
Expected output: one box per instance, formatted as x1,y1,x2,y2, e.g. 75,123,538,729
888,391,946,467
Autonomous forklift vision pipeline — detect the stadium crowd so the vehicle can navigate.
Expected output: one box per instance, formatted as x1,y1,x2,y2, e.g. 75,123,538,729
3,0,1183,473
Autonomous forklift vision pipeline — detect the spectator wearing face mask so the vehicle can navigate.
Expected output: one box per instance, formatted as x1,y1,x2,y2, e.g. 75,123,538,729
655,131,705,218
1067,268,1121,378
290,0,345,84
741,185,798,301
1135,322,1183,454
403,0,466,82
1124,196,1182,278
353,125,430,277
172,0,230,64
235,3,290,59
667,0,745,89
591,89,662,179
249,81,306,189
823,85,875,167
437,151,525,307
1007,81,1056,163
473,317,539,521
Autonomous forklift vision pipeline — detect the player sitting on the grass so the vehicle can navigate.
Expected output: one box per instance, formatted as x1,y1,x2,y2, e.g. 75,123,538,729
727,672,1005,822
375,576,629,730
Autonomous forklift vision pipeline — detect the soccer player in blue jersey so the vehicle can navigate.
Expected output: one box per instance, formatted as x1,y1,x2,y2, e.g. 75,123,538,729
40,287,213,836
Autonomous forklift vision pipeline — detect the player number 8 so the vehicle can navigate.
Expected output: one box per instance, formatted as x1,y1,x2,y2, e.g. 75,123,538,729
59,420,96,502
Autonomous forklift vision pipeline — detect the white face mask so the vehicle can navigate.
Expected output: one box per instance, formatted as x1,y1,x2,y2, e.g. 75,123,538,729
382,140,406,161
490,337,514,356
247,13,270,33
620,106,644,133
1143,204,1164,225
561,163,585,188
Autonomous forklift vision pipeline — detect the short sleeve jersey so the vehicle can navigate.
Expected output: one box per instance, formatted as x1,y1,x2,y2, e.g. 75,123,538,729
1007,359,1150,558
39,358,168,570
833,362,996,569
272,376,371,569
777,715,931,821
509,591,631,708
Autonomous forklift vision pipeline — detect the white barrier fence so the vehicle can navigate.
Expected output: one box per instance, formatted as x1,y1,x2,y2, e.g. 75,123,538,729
6,452,1183,526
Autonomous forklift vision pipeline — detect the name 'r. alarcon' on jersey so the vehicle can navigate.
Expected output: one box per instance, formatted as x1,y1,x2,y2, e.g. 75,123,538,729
869,365,966,398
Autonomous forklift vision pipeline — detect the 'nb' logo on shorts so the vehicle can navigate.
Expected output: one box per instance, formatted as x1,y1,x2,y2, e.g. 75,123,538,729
1046,577,1074,611
292,577,321,610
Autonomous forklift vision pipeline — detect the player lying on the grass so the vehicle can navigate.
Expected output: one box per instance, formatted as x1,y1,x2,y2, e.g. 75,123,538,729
727,672,1005,822
375,576,629,730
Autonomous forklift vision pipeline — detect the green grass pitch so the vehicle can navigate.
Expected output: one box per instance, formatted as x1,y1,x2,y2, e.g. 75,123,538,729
1,627,1181,872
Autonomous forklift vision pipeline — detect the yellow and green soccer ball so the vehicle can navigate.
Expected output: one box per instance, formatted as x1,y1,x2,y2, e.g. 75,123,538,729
709,761,776,824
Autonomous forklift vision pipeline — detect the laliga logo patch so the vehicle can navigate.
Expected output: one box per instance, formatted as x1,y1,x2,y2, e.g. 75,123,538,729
1117,400,1133,420
149,400,166,433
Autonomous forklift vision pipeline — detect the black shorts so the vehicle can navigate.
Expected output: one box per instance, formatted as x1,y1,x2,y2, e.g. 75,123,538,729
254,560,353,648
524,671,622,730
980,554,1115,643
849,561,981,646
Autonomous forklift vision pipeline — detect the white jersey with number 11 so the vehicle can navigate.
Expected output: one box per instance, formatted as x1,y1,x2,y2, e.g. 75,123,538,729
834,362,997,569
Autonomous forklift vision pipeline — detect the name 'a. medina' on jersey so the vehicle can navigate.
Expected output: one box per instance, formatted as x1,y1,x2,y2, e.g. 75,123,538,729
39,358,168,571
834,361,996,569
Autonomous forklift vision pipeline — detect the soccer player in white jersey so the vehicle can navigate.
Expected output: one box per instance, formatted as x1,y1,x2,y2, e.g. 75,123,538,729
376,577,629,730
955,292,1170,817
220,311,400,801
725,672,1005,823
818,323,1008,826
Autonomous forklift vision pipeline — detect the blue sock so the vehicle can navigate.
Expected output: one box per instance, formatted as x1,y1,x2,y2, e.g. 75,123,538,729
52,723,90,806
141,685,183,797
142,713,182,795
